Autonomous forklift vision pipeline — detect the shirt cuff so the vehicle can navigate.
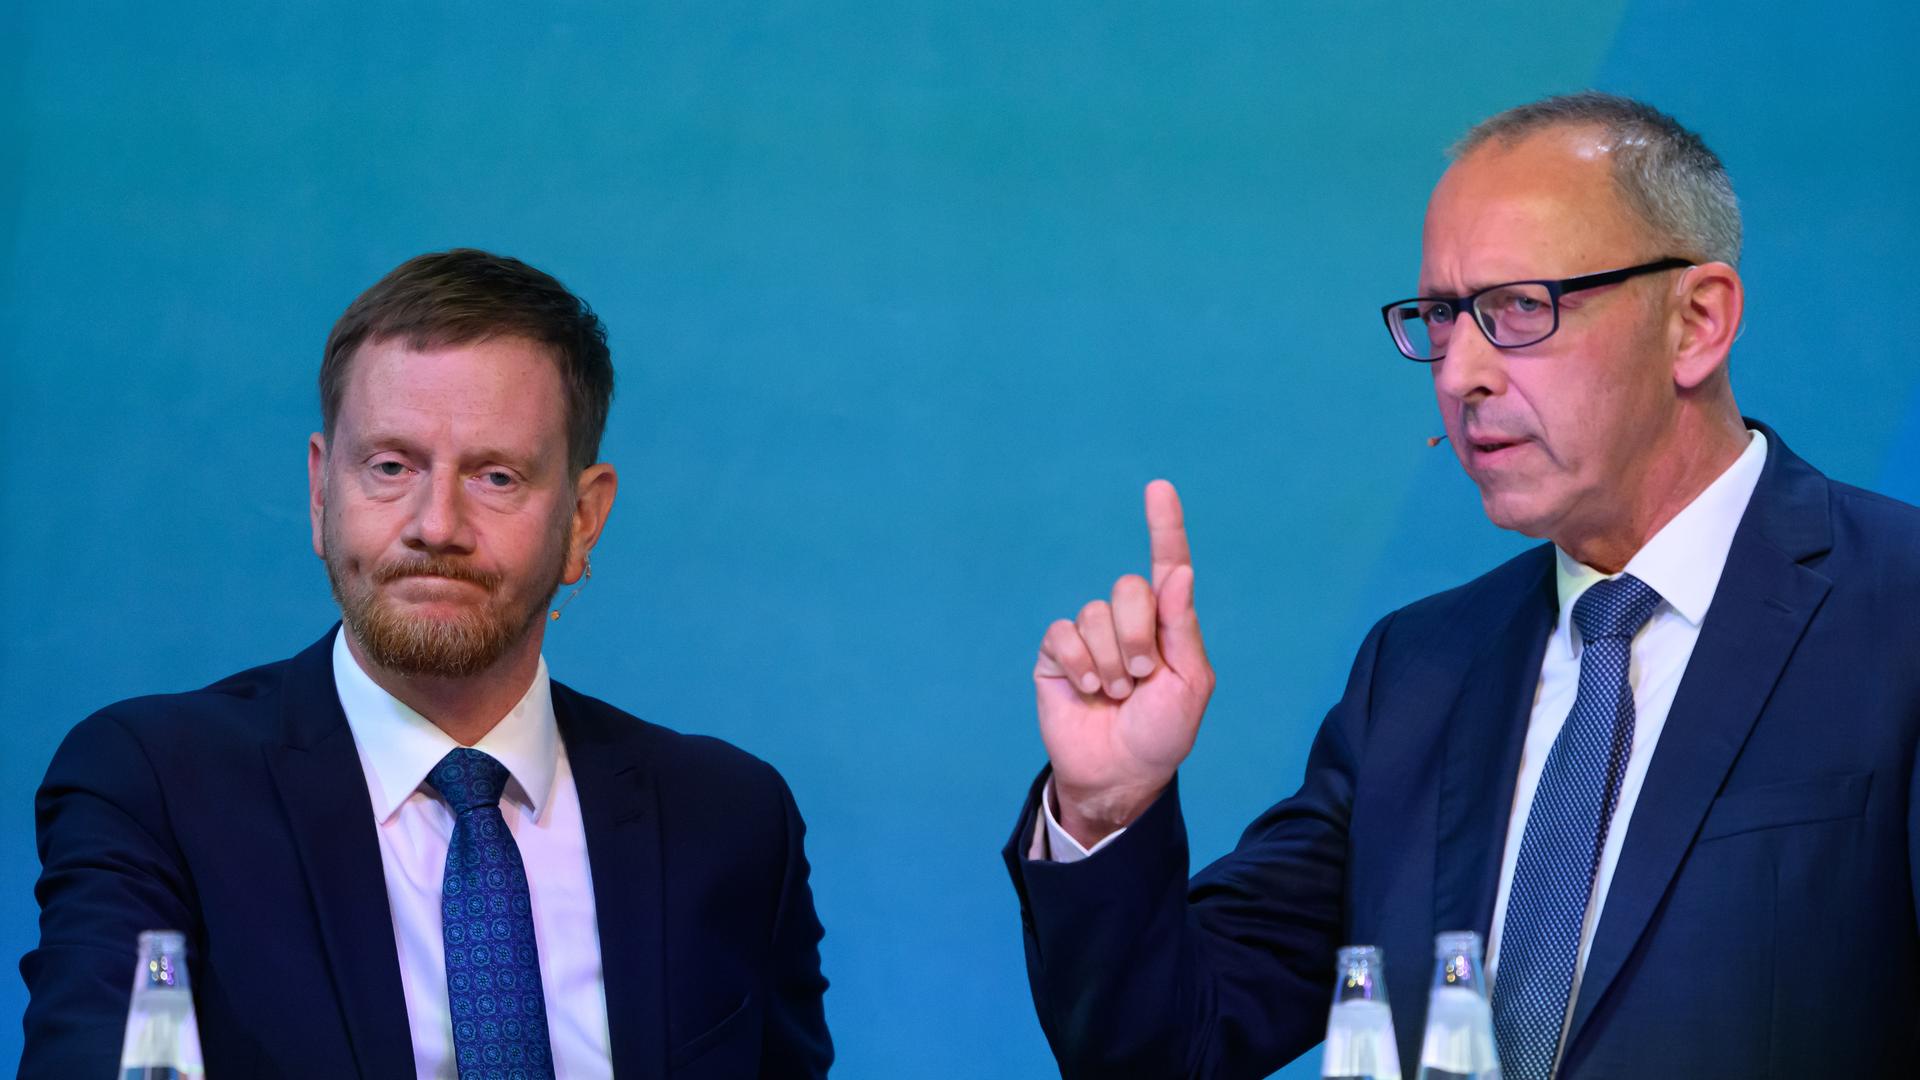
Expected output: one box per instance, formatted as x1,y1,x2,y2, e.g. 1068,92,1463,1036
1030,777,1127,863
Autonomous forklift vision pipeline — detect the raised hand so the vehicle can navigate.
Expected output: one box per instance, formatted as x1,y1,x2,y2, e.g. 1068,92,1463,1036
1035,479,1215,848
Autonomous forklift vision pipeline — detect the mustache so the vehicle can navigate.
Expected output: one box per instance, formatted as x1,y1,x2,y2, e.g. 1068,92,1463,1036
370,556,503,591
1459,406,1539,442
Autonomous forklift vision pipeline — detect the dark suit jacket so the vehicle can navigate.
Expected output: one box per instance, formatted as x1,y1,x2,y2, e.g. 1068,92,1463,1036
21,627,832,1079
1005,422,1920,1078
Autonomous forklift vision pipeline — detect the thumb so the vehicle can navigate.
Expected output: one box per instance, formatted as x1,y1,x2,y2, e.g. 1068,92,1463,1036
1155,564,1208,682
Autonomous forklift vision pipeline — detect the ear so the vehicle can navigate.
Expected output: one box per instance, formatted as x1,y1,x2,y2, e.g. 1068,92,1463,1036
1670,261,1744,391
562,462,619,585
308,433,329,559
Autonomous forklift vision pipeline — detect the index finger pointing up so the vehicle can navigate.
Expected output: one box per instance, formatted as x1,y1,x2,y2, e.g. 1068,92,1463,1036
1145,479,1192,590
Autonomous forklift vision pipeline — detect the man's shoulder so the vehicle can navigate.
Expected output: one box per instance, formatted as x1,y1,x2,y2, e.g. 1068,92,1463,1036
1320,543,1557,692
43,640,331,800
549,683,805,864
1746,421,1920,566
550,682,792,794
1825,476,1920,549
77,651,310,747
1380,542,1554,642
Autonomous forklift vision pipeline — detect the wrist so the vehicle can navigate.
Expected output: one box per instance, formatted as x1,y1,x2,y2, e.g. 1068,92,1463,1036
1052,776,1168,848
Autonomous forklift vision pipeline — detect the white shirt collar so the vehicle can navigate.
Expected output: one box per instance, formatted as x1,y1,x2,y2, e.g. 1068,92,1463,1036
331,629,560,824
1553,429,1769,657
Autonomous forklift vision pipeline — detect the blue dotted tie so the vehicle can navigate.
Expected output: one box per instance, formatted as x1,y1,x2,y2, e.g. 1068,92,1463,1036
1491,573,1662,1080
425,748,556,1080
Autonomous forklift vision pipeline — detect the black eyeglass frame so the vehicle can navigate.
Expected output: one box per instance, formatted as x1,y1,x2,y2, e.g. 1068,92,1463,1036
1379,256,1694,362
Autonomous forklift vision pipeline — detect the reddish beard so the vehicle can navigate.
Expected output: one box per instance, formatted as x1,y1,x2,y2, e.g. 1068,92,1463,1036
324,515,570,679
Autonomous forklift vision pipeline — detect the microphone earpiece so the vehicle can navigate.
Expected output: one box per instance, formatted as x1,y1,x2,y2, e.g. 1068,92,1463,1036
1427,435,1449,448
550,557,593,621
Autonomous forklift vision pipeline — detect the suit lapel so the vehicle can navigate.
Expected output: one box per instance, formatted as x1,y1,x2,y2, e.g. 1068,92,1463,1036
1566,424,1834,1045
558,685,668,1080
1433,549,1557,940
263,628,414,1079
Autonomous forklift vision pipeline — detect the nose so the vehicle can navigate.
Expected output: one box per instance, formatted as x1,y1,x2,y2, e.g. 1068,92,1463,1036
1430,311,1508,405
402,467,476,555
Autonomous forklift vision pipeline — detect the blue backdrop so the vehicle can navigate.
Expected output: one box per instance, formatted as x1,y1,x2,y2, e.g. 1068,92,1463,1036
5,2,1917,1075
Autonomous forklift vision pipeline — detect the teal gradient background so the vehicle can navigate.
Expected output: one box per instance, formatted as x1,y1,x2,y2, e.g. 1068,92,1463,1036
5,3,1916,1075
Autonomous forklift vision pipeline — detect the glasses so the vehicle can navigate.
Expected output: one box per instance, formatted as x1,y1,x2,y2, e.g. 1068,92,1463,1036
1380,257,1692,362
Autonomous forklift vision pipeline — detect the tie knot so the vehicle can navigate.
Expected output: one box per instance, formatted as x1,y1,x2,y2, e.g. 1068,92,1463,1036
425,748,511,814
1571,572,1663,644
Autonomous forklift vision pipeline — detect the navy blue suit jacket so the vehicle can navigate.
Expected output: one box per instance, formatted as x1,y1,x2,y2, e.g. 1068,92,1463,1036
22,627,832,1079
1005,423,1920,1078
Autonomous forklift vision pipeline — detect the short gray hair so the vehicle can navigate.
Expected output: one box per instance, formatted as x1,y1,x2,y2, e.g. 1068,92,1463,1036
1452,92,1742,267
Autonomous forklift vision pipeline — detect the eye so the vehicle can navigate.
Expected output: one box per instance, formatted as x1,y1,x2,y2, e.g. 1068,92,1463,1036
481,470,516,488
1512,295,1546,313
373,460,407,477
1424,302,1455,326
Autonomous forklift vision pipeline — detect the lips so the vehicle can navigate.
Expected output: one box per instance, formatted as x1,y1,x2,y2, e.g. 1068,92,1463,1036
372,561,501,591
387,572,489,596
1464,432,1532,460
399,573,475,584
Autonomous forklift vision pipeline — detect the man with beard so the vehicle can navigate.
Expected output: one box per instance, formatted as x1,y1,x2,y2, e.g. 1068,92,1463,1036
21,250,833,1079
1006,94,1920,1077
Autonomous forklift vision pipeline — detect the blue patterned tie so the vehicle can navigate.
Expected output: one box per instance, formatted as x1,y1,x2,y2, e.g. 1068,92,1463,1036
425,748,556,1080
1491,573,1662,1080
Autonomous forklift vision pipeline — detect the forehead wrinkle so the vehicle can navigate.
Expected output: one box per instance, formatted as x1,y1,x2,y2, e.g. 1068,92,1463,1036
338,339,568,469
1420,167,1631,297
345,425,541,465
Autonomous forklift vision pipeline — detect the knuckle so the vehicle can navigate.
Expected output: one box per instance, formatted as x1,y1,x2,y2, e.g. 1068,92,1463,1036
1043,621,1084,658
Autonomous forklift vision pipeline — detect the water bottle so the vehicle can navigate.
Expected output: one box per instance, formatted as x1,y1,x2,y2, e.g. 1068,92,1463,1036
118,930,205,1079
1414,931,1499,1080
1321,944,1402,1080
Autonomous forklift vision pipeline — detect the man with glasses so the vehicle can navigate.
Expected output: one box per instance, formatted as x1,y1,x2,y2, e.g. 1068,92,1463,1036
1006,92,1920,1077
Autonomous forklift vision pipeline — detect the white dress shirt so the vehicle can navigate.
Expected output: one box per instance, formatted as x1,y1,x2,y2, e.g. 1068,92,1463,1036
1039,430,1770,1022
1484,427,1765,1045
332,633,613,1080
